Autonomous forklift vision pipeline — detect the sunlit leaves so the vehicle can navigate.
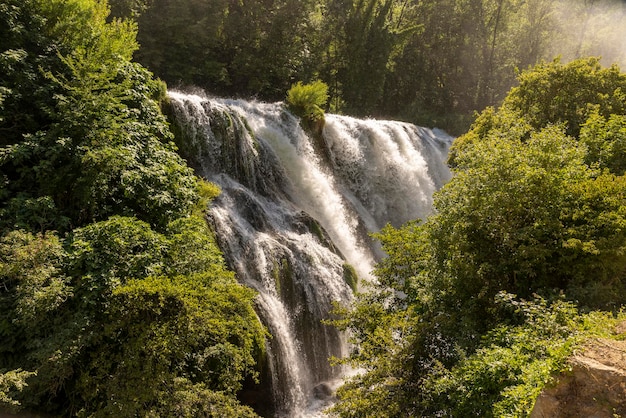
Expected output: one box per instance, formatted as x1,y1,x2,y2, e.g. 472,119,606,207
434,123,626,315
0,1,265,416
1,212,266,415
74,273,265,416
330,59,626,417
580,111,626,175
503,57,626,138
0,369,36,411
328,296,418,418
422,294,580,417
39,0,137,61
443,59,626,310
286,80,329,121
0,231,70,325
68,216,168,297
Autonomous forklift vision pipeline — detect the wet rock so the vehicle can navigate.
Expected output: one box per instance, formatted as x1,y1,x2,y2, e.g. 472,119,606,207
313,382,334,400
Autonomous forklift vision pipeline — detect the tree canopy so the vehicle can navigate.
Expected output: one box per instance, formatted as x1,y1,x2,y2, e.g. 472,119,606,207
110,0,626,134
329,58,626,417
0,1,265,415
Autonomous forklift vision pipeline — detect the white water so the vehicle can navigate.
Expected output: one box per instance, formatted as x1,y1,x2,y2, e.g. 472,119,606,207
167,92,452,417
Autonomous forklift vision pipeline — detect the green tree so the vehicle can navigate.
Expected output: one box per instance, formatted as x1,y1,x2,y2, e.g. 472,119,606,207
411,60,626,334
318,0,419,116
1,0,198,233
134,0,318,100
0,369,36,412
450,57,626,165
0,230,70,375
380,0,559,133
416,294,625,417
74,273,264,417
218,0,319,99
580,111,626,175
0,1,266,416
501,57,626,137
0,0,57,148
1,213,266,415
330,58,626,416
431,125,626,316
132,0,229,90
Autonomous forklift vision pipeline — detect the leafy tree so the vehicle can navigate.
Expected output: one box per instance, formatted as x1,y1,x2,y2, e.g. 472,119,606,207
0,213,266,416
501,57,626,137
0,230,70,404
417,294,624,417
0,230,69,328
107,0,151,19
0,1,266,416
132,0,230,90
133,0,318,100
370,0,557,133
450,57,626,165
412,60,626,330
0,0,57,148
0,369,36,412
1,0,198,233
74,273,265,417
580,111,626,175
217,0,319,99
318,0,419,116
330,58,626,416
0,230,78,410
328,286,420,417
433,125,626,315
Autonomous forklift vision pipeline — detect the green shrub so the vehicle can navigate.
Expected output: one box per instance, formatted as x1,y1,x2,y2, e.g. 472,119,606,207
421,294,580,417
286,80,328,121
0,369,36,412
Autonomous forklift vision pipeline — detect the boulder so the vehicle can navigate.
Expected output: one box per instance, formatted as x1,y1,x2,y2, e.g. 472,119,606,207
531,333,626,418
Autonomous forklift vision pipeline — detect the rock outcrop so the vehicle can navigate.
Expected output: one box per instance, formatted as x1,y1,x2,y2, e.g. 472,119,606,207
531,325,626,418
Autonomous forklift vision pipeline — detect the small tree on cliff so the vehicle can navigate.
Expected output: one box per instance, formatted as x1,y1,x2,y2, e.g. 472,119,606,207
286,80,329,122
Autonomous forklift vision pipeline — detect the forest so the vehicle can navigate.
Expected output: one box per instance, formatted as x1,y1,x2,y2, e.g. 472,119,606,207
1,0,626,417
111,0,626,134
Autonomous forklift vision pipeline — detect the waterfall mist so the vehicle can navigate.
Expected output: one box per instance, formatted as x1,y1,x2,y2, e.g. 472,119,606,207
551,0,626,68
167,92,452,417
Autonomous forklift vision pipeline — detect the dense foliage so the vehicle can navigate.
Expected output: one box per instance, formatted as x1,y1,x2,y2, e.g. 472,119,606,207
329,58,626,416
110,0,626,134
286,81,329,122
0,1,265,416
2,0,626,416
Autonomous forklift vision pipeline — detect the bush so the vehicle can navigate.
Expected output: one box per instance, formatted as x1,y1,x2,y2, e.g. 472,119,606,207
329,59,626,417
421,293,580,417
286,80,328,121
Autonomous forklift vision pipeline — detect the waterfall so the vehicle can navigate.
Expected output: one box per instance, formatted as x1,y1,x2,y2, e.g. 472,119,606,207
166,92,453,417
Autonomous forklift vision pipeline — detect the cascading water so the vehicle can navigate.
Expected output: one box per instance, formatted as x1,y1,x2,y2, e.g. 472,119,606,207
166,91,453,417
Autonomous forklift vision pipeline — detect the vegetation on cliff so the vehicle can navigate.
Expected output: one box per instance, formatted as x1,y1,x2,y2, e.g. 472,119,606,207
0,1,265,416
